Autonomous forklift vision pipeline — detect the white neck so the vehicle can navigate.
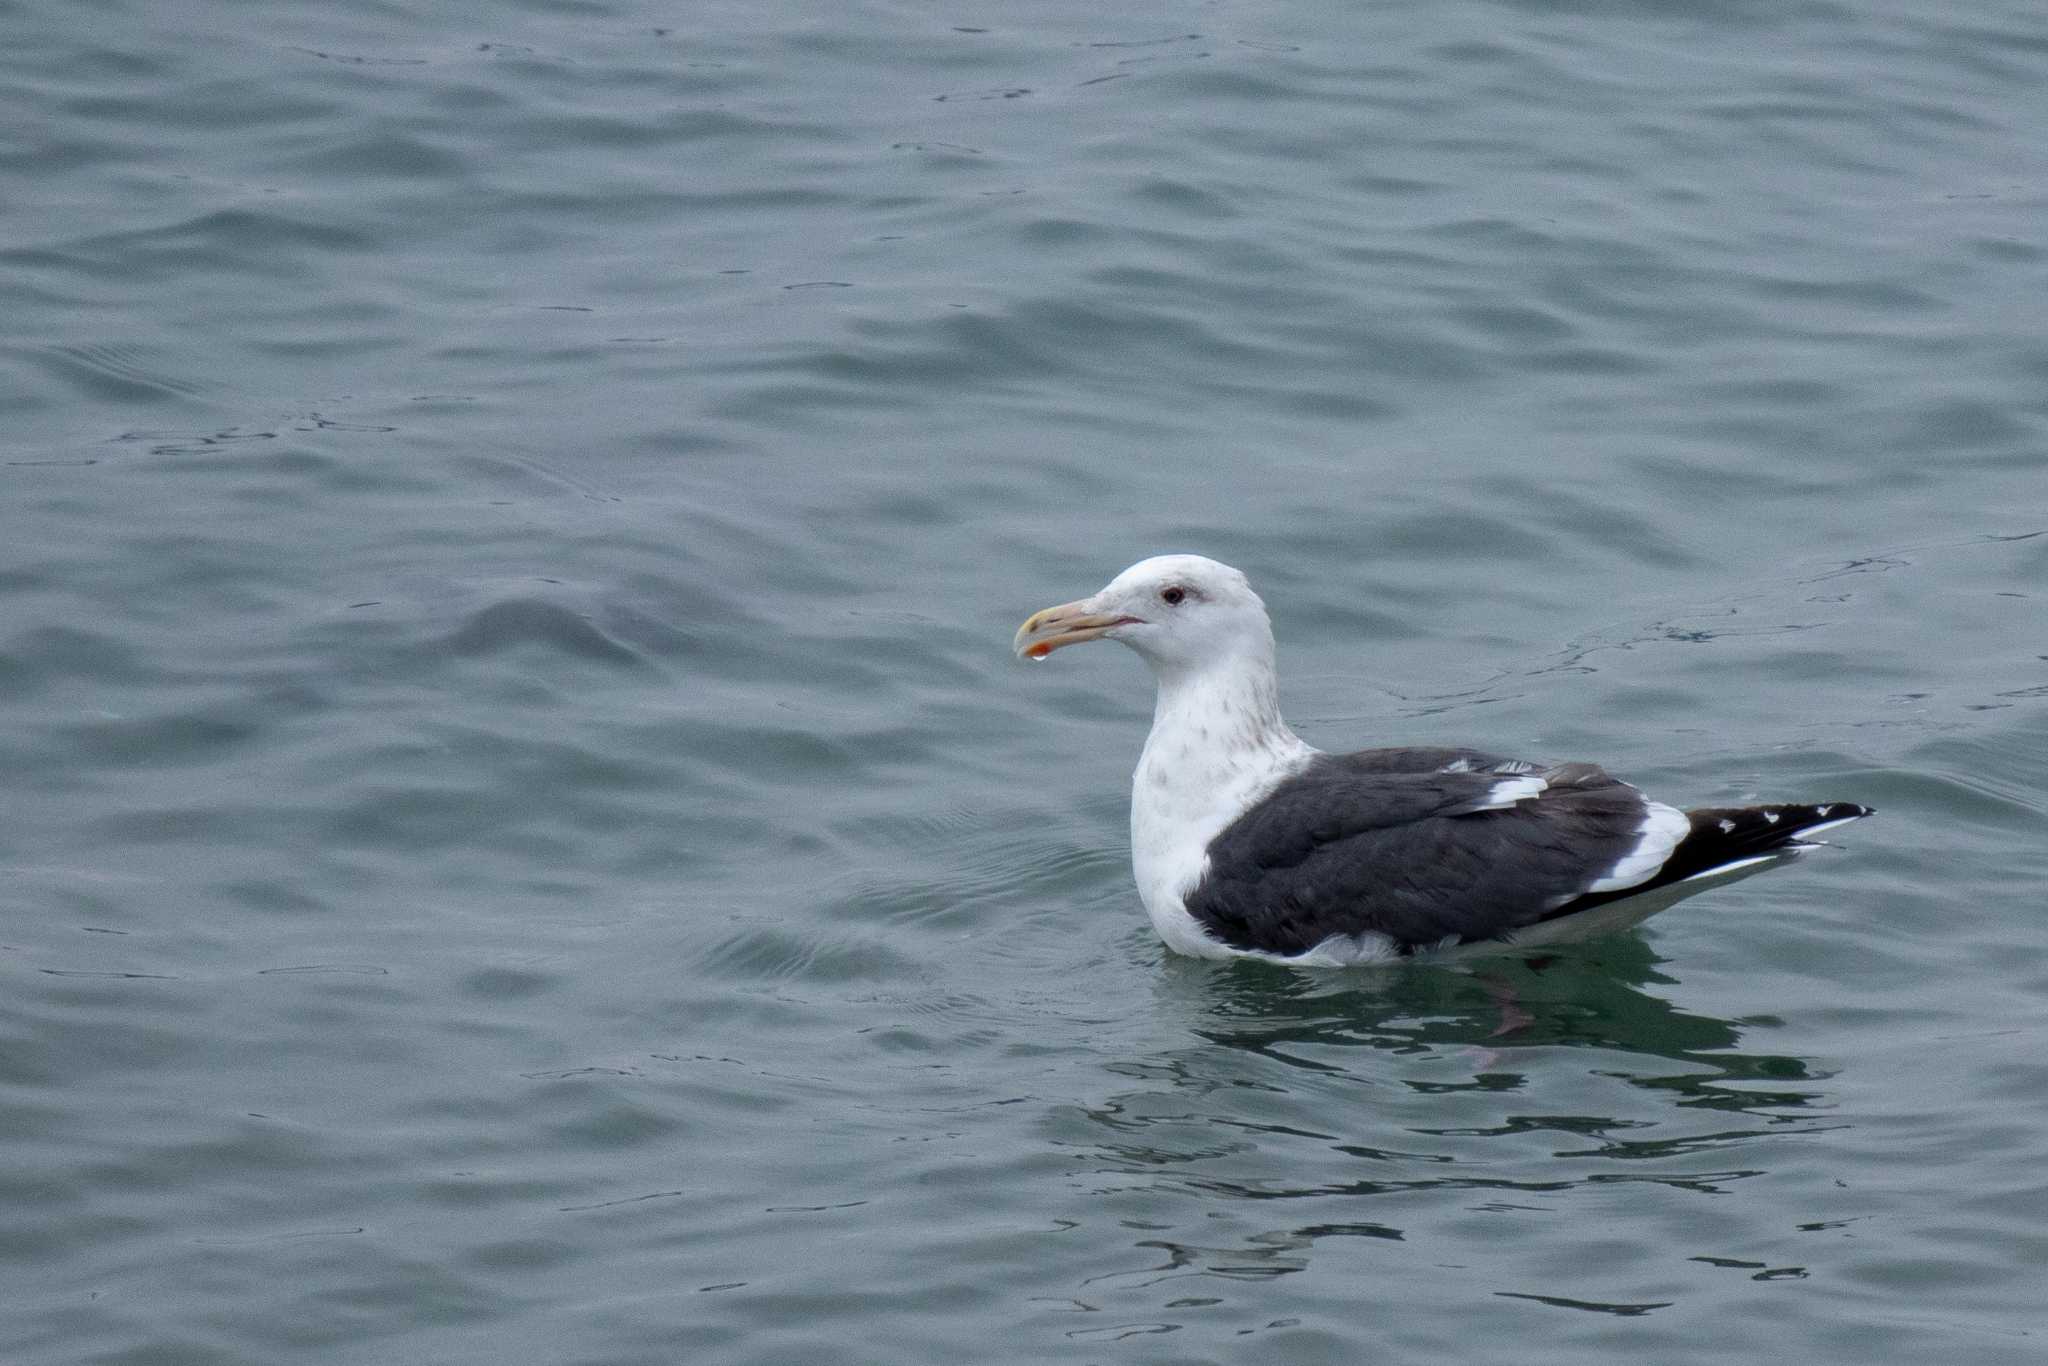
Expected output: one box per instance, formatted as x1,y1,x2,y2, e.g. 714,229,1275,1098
1145,648,1301,762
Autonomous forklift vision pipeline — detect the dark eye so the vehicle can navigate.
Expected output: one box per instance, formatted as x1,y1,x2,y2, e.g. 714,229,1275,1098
1160,586,1186,606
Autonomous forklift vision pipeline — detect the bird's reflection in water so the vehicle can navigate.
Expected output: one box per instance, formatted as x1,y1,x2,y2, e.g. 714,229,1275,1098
1045,937,1840,1333
1157,934,1819,1110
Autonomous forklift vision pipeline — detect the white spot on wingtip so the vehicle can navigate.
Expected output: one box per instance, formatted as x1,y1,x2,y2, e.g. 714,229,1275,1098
1717,818,1736,833
1763,811,1780,824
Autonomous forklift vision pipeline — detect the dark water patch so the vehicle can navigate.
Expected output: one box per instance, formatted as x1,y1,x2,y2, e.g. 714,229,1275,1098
37,968,180,980
557,1189,688,1213
1895,396,2038,453
60,708,262,768
258,963,387,976
546,1099,683,1152
695,925,923,985
326,785,515,852
1127,176,1239,220
278,130,470,180
193,1227,367,1244
1894,738,2048,827
0,625,163,700
287,44,431,68
444,597,652,670
1521,346,1658,377
34,209,376,284
29,343,214,403
1450,302,1577,346
666,716,864,781
1494,1291,1672,1316
461,967,555,1000
2,993,203,1081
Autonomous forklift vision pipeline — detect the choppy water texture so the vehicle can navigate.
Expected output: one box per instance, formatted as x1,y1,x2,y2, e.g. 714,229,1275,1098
5,1,2047,1362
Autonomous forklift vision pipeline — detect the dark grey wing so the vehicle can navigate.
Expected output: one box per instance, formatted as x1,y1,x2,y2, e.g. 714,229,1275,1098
1183,755,1652,956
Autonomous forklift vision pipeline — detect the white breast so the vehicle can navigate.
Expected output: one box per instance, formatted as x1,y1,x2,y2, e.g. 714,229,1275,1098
1128,692,1314,959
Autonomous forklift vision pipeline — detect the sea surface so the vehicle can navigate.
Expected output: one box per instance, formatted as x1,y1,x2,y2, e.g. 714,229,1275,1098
5,2,2046,1362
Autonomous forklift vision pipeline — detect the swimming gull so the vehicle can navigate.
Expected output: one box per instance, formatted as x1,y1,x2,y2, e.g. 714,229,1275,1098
1013,554,1871,965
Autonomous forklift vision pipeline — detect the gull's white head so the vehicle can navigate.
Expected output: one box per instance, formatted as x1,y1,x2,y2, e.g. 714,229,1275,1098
1013,554,1276,680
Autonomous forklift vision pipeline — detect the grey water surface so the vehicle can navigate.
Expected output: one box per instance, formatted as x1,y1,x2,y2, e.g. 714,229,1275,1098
5,1,2047,1362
